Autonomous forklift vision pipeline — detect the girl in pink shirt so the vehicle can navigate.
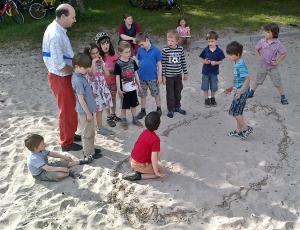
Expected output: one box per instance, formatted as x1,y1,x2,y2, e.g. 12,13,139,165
177,17,191,51
95,32,122,127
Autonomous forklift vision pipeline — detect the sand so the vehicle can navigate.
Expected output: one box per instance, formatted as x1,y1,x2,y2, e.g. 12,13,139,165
1,34,300,229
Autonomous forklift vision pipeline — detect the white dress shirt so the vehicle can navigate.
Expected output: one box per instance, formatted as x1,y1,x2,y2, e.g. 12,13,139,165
42,20,74,77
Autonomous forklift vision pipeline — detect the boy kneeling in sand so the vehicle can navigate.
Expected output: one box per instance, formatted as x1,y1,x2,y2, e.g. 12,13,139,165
25,134,93,181
123,112,168,181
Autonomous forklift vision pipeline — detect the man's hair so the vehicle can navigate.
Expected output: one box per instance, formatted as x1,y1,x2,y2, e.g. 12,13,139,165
206,31,218,40
145,112,160,132
118,41,131,52
72,53,92,68
83,42,100,59
226,41,243,56
264,23,279,38
135,32,149,44
167,29,179,41
178,17,188,26
123,13,132,20
56,7,69,19
25,134,44,151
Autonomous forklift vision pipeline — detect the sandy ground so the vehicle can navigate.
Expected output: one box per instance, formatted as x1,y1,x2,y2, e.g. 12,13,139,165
1,33,300,229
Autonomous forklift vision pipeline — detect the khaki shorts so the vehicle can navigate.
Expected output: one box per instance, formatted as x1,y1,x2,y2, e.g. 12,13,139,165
33,160,69,181
256,64,282,88
130,157,163,175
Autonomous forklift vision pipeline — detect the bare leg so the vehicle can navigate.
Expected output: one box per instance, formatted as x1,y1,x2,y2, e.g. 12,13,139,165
186,38,191,49
154,96,161,107
211,91,216,98
96,111,103,128
68,161,80,167
141,174,159,179
234,115,247,132
178,38,184,45
131,107,137,117
251,83,259,91
140,97,146,109
111,98,117,114
277,86,285,95
204,90,209,99
121,109,126,119
105,108,111,117
56,172,69,179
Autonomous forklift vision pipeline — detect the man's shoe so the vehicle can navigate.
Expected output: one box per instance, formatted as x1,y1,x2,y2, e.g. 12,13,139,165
61,143,83,152
74,134,81,142
137,110,146,119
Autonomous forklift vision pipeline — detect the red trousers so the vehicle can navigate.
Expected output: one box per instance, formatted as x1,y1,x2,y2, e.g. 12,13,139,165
48,72,77,147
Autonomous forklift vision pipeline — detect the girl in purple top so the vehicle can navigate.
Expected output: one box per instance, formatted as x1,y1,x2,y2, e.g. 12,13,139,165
248,23,288,105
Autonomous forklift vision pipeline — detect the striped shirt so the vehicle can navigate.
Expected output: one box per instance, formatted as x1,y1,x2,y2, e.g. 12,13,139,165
162,45,188,77
233,59,250,94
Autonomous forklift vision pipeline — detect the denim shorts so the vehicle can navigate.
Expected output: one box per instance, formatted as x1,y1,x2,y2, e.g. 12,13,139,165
138,79,160,97
201,74,218,92
229,91,249,116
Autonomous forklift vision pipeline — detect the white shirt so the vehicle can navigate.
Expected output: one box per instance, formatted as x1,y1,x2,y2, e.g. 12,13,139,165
42,20,74,76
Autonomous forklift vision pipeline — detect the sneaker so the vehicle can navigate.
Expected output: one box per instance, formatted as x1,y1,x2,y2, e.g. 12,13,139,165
167,111,174,118
156,109,162,117
248,94,254,98
69,170,81,179
97,127,113,135
228,130,240,137
205,99,211,108
61,143,83,152
133,120,144,128
210,97,217,107
243,126,253,137
239,131,247,140
122,121,128,130
74,134,81,142
123,171,141,181
174,108,187,115
83,148,102,159
137,110,146,119
281,99,289,105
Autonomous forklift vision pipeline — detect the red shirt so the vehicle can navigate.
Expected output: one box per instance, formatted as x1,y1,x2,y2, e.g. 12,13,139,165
103,53,119,85
131,129,160,164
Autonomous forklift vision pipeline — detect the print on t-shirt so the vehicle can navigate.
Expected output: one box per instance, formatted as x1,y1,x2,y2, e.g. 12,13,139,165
168,52,181,67
121,62,136,92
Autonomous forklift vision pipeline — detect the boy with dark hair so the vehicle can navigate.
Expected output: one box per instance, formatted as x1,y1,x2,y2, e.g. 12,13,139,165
199,31,225,107
162,29,188,118
248,23,288,104
135,32,163,119
114,41,144,130
72,53,102,159
224,41,253,140
25,134,93,181
123,112,168,181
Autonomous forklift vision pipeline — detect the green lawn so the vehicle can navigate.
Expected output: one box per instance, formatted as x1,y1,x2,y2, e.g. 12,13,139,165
0,0,299,48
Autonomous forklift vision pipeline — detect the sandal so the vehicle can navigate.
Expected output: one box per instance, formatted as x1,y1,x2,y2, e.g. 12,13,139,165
111,114,122,122
107,116,116,127
69,170,81,179
79,155,94,165
122,121,128,130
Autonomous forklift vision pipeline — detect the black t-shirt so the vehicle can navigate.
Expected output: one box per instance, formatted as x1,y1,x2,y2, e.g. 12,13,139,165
114,59,139,92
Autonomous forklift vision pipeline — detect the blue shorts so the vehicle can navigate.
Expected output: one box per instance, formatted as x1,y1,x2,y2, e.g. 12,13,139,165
229,91,249,116
201,74,218,92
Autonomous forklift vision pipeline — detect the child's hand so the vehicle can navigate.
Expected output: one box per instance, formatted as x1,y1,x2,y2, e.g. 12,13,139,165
163,76,166,85
204,58,211,64
211,61,216,66
108,67,114,74
157,76,162,85
92,57,100,64
223,87,232,95
139,86,143,94
235,89,242,99
157,172,168,178
118,90,125,98
65,156,73,162
98,56,104,64
86,113,94,122
271,60,278,66
183,74,188,81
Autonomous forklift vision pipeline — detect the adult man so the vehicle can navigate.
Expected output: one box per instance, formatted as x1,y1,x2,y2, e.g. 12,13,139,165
42,4,81,151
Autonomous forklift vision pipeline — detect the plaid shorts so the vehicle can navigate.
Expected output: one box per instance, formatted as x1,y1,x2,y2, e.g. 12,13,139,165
229,91,249,116
138,79,160,97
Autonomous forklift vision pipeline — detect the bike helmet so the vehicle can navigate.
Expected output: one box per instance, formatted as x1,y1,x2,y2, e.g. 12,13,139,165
95,32,110,44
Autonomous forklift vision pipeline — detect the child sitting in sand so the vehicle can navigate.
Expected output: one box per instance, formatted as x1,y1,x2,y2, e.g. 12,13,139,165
177,17,191,51
123,112,168,181
25,134,93,181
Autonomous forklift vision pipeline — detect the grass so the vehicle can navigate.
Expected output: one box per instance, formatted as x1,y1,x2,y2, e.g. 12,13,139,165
0,0,299,48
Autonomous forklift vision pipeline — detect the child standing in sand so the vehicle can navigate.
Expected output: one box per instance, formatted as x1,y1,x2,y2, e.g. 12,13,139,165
95,32,123,127
177,17,191,51
248,23,288,105
25,134,93,181
199,31,225,108
162,29,188,118
123,112,168,181
84,43,114,136
224,41,253,140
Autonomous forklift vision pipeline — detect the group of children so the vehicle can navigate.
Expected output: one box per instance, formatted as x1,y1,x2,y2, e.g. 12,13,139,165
26,20,288,182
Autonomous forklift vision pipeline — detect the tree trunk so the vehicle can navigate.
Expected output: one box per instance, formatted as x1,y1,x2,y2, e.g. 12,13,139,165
75,0,86,14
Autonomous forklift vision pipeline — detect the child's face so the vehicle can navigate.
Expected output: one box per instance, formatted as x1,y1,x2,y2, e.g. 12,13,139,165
119,48,131,60
264,30,273,39
90,48,100,60
138,38,151,50
100,41,110,53
167,37,179,49
207,39,217,48
179,19,186,27
75,65,90,75
228,53,241,63
34,140,46,152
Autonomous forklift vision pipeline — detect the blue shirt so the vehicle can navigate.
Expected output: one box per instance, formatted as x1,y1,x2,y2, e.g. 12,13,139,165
72,72,97,114
27,149,50,176
137,42,162,81
199,45,225,75
233,59,250,94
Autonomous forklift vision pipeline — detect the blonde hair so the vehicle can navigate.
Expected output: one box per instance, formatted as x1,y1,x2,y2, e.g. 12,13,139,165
167,29,179,41
118,41,131,52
